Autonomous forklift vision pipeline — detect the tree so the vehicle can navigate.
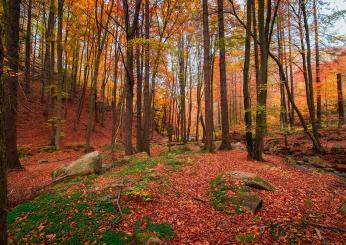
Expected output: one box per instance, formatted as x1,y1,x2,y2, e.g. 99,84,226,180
0,23,8,245
243,0,254,157
2,0,22,169
122,0,142,156
217,0,231,150
24,0,33,94
55,0,64,149
143,0,151,154
337,73,345,126
202,0,214,152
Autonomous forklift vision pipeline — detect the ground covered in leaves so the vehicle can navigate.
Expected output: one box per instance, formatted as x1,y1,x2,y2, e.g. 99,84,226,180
8,145,346,244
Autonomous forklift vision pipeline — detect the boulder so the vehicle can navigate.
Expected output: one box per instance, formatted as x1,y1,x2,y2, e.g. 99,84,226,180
230,192,263,213
231,142,247,151
52,151,101,181
340,200,346,216
331,144,345,154
225,171,276,191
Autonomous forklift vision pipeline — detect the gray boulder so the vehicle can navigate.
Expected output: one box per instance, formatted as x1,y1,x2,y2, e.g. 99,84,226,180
52,151,101,181
225,171,276,191
231,192,263,213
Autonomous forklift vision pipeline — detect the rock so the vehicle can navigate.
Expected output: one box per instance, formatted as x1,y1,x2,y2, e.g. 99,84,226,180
246,178,276,192
225,171,275,192
340,200,346,216
146,237,167,245
38,159,49,164
331,144,345,154
226,171,257,180
52,151,101,181
230,192,263,213
231,142,247,151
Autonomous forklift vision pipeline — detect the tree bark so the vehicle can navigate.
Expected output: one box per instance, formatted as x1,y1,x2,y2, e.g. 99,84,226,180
24,0,33,93
243,0,254,158
202,0,214,152
3,0,22,169
337,73,345,126
0,23,8,245
217,0,231,150
143,0,151,154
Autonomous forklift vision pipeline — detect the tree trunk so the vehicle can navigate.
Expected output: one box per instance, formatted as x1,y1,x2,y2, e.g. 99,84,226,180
202,0,214,152
143,0,151,154
217,0,231,150
3,0,22,169
136,30,143,152
55,0,64,150
337,73,345,126
243,0,254,158
0,23,8,245
24,0,33,93
313,0,322,127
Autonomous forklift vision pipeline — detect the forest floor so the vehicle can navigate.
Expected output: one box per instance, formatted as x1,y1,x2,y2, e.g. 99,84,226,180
7,81,346,244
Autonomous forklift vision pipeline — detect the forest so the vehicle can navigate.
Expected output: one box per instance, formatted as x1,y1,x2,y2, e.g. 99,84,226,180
0,0,346,243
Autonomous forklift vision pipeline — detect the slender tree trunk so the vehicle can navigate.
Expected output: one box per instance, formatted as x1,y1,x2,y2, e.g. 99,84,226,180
217,0,231,150
288,7,295,128
55,0,64,149
136,30,143,152
337,73,345,126
0,23,8,245
143,0,151,154
202,0,214,152
313,0,322,127
301,0,323,152
3,0,22,169
243,0,254,158
24,0,33,93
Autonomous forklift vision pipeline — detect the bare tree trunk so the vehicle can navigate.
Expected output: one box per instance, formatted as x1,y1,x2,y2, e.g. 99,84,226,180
202,0,214,152
136,30,143,152
243,0,254,157
301,0,323,152
217,0,231,150
3,0,22,169
143,0,151,154
55,0,64,150
313,0,322,127
24,0,33,93
0,23,8,245
337,73,345,126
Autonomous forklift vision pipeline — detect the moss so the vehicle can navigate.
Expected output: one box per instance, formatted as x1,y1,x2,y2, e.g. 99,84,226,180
235,233,256,243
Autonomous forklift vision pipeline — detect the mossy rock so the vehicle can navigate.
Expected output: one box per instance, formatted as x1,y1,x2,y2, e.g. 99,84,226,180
230,192,263,213
224,171,276,192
